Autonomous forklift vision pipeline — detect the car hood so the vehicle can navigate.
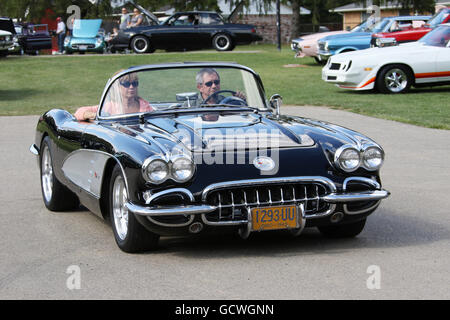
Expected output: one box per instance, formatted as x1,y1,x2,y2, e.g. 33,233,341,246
334,41,423,60
321,32,371,42
295,30,349,42
0,18,15,34
105,111,373,156
0,30,12,36
373,26,431,37
73,19,102,38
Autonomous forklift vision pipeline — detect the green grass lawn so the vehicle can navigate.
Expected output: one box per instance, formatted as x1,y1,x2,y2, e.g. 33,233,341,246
0,44,449,129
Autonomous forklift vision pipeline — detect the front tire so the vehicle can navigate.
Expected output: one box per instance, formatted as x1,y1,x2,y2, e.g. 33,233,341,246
376,64,413,94
213,33,233,51
314,56,326,65
318,218,366,238
109,165,159,253
131,35,152,54
40,136,79,211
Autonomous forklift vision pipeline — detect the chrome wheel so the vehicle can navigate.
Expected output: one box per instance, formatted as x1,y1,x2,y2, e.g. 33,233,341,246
384,68,408,93
213,34,231,51
112,175,129,240
41,145,53,203
132,36,149,53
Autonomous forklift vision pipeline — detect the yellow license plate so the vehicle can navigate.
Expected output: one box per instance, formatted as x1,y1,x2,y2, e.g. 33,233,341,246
251,205,298,231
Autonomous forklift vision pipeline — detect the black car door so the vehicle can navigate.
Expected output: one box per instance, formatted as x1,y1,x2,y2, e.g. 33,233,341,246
158,14,200,49
196,13,226,48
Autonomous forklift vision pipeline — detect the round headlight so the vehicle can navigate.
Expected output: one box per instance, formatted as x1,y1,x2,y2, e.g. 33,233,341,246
362,146,383,170
144,159,169,184
335,146,361,172
171,157,194,183
324,41,329,51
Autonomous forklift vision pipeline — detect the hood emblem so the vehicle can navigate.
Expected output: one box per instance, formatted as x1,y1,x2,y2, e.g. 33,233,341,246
253,156,275,171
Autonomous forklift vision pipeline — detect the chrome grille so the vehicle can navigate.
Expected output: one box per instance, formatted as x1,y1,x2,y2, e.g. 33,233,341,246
204,183,332,223
72,44,95,49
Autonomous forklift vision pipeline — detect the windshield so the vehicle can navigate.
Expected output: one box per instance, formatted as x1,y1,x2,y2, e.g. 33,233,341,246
99,66,266,118
368,19,390,33
419,25,450,47
352,18,377,32
428,9,450,28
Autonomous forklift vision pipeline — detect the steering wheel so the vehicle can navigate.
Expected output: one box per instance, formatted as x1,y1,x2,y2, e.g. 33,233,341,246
203,90,247,106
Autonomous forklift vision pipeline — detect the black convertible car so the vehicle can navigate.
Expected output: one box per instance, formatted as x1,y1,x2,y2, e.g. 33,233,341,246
31,62,390,253
109,2,262,53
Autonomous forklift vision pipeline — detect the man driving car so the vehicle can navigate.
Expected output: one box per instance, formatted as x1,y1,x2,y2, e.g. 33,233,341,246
196,68,246,104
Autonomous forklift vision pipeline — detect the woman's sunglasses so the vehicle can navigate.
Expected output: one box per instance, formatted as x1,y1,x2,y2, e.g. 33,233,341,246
120,80,139,88
204,80,220,87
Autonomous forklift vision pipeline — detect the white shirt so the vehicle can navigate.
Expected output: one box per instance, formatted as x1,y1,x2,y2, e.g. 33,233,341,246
57,21,66,34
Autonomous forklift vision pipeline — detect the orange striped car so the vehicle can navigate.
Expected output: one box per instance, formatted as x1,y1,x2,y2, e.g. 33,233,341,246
322,23,450,93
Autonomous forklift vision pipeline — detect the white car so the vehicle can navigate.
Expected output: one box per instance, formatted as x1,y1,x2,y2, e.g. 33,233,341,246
322,24,450,93
0,29,14,57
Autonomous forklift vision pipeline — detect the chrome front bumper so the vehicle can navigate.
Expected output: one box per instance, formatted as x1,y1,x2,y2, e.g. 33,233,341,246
128,177,390,225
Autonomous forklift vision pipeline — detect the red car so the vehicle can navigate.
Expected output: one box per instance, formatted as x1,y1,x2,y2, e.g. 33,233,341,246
371,7,450,46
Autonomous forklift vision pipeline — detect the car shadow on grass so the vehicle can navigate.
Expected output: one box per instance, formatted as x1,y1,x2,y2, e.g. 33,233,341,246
0,89,41,101
151,207,449,258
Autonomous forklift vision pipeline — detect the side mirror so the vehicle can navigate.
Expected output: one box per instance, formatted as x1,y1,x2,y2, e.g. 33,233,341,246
269,94,282,118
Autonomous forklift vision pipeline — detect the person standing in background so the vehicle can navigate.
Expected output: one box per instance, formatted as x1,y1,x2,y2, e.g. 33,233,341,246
130,8,143,27
119,7,131,30
56,17,66,54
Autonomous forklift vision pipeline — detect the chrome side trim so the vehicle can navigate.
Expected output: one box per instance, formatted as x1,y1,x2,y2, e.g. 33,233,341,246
29,144,39,156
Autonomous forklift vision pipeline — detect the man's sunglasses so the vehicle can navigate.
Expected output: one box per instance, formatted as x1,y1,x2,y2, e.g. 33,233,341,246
120,80,139,88
204,80,220,87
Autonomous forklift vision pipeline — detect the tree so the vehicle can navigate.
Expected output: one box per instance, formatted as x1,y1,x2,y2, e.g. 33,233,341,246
291,0,303,39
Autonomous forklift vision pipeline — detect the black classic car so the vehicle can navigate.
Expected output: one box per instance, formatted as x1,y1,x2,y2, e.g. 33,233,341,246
109,2,262,53
30,62,390,253
11,23,52,55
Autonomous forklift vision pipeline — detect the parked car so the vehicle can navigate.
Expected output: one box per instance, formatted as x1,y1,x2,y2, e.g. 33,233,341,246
30,62,390,252
317,16,430,61
10,23,52,55
322,24,450,93
371,7,450,47
291,19,374,64
64,19,106,54
0,17,15,57
109,1,262,53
